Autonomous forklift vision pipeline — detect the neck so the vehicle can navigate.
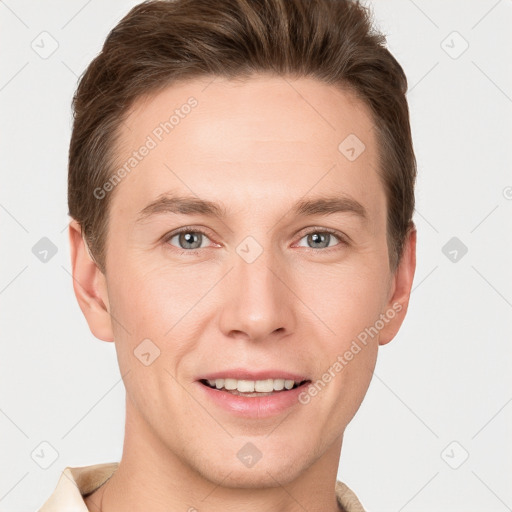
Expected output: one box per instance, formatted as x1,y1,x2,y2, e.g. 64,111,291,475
86,394,344,512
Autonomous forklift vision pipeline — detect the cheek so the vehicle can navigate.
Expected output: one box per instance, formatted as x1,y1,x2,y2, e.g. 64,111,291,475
106,260,215,378
292,260,386,406
105,265,195,410
108,258,203,330
296,267,382,424
296,261,388,344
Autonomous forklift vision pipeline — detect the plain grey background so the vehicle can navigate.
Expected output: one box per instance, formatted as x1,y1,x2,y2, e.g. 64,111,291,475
1,1,511,510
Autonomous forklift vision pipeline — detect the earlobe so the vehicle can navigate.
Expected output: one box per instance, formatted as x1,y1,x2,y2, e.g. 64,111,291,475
68,219,114,342
378,225,417,346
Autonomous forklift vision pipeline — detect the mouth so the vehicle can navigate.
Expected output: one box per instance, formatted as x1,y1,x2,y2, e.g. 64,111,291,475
196,372,313,417
198,378,311,397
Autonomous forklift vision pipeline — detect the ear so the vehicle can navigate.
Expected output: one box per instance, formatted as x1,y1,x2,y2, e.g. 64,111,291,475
68,219,114,342
379,225,417,346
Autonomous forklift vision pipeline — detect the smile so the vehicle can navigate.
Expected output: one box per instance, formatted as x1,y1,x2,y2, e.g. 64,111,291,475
200,378,309,396
197,377,312,418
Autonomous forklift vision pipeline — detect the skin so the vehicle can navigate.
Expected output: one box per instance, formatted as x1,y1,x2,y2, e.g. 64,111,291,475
70,74,416,512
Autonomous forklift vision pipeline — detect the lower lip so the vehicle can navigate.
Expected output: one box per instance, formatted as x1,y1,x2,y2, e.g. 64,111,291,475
196,381,310,418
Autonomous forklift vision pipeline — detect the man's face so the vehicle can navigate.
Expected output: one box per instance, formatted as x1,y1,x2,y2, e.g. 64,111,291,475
87,75,410,487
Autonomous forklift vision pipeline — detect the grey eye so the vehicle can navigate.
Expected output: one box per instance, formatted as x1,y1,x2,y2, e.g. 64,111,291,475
297,232,341,249
168,231,208,250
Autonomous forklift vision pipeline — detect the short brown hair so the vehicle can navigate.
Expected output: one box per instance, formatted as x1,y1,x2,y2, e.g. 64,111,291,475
68,0,416,273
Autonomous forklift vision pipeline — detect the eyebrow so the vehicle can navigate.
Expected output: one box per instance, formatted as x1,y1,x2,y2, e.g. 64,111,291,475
137,195,227,221
294,195,368,222
136,193,368,224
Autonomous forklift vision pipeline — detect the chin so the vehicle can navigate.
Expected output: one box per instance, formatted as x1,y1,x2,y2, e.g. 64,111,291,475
201,442,311,489
208,463,300,490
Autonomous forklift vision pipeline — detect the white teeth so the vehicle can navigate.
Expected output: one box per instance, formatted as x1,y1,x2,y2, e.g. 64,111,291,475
205,378,303,392
237,380,255,392
255,379,274,392
273,379,285,391
284,379,295,390
224,378,238,390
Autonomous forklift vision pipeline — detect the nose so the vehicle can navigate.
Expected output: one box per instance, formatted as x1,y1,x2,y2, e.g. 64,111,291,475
218,243,296,343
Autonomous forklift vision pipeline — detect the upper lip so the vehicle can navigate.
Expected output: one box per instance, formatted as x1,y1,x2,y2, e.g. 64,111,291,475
197,369,310,382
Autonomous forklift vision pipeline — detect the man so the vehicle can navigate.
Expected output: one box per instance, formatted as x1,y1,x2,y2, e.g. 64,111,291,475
39,0,416,510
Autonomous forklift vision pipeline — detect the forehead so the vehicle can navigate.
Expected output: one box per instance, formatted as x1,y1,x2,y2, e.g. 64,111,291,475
111,74,384,224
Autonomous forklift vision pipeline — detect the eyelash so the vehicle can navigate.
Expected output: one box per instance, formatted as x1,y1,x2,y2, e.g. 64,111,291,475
163,226,348,256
